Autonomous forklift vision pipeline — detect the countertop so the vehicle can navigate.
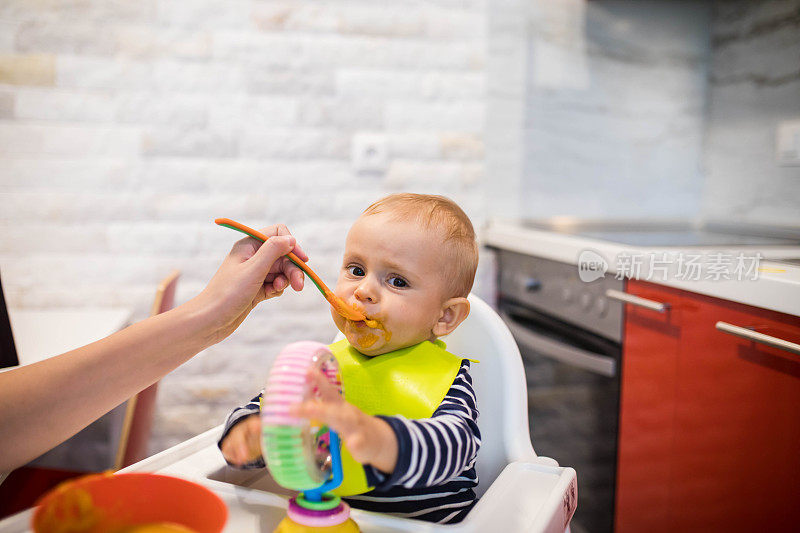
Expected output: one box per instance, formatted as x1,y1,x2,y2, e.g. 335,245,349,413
7,307,133,367
483,219,800,317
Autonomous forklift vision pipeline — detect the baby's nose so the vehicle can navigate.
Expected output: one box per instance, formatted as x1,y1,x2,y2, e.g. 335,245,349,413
354,282,376,303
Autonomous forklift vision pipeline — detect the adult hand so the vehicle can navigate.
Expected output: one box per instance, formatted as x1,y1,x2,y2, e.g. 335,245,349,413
0,223,309,472
193,224,308,344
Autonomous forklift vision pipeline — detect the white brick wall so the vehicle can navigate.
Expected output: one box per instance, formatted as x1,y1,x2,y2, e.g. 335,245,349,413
0,0,489,453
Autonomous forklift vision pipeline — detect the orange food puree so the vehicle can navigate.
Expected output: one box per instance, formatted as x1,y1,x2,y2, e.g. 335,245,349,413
349,303,380,329
352,319,392,349
35,478,197,533
36,486,100,533
356,332,379,348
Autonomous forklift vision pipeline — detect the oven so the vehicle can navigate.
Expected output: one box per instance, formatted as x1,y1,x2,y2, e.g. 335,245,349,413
494,249,624,533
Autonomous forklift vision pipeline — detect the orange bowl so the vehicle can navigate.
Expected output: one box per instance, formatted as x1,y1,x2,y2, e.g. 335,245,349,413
31,472,227,533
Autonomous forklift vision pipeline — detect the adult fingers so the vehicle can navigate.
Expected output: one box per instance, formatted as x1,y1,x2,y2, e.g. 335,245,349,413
271,274,288,292
289,265,305,291
248,235,296,278
270,256,305,292
261,224,309,262
264,224,307,290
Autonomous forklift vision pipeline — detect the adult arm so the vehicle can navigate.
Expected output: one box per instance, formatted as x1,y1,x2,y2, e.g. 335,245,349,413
0,225,306,472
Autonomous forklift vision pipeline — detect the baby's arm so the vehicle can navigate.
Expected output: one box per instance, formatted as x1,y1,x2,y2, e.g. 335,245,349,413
218,392,265,468
365,361,481,490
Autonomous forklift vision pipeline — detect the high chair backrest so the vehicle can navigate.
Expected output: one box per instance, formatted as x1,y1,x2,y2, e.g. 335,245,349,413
441,293,536,497
332,294,536,498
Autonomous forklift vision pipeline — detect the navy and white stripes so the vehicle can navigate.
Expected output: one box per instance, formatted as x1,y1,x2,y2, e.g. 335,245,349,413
219,361,480,524
354,361,481,523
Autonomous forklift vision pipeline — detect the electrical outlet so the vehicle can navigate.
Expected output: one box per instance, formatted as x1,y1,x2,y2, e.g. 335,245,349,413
352,133,387,174
776,119,800,166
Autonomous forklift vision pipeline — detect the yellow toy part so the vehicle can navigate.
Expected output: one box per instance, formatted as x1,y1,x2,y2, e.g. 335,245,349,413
327,339,464,496
274,516,360,533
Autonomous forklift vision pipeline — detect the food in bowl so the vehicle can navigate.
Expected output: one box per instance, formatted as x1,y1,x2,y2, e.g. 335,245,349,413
32,472,226,533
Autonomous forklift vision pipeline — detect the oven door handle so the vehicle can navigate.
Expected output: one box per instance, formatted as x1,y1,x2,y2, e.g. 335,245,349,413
500,311,617,377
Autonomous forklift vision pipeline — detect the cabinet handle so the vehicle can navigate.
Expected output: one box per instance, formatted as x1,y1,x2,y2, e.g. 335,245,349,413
605,289,669,313
715,322,800,356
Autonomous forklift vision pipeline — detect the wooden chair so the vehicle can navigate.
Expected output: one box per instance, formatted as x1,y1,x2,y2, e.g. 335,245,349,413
113,270,180,470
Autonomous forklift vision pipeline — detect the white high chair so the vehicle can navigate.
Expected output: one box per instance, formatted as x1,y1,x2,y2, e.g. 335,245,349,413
331,294,578,531
108,295,577,533
443,294,559,497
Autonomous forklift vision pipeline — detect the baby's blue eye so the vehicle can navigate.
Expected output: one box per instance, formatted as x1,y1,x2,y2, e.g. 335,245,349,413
348,265,365,277
388,276,407,288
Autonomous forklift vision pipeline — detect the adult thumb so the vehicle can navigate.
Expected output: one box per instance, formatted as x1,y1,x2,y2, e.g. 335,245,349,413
249,235,296,274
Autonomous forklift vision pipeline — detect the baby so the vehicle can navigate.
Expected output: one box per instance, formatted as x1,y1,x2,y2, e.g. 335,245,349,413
219,193,481,524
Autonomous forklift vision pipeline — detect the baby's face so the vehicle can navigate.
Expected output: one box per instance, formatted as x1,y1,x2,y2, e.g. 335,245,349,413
332,212,450,356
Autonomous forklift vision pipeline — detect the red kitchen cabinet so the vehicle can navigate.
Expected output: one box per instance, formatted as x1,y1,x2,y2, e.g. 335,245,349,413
615,281,684,533
615,280,800,532
672,291,800,531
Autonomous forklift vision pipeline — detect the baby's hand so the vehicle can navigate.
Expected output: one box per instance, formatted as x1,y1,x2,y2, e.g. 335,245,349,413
220,414,263,466
291,369,399,474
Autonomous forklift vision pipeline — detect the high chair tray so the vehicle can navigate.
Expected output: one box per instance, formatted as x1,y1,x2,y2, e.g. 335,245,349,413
123,425,575,532
0,425,576,533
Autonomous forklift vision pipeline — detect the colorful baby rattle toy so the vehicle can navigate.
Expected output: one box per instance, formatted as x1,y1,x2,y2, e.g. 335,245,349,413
261,341,360,533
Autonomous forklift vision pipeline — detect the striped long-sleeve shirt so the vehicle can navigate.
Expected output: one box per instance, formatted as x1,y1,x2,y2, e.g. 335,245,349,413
219,361,481,524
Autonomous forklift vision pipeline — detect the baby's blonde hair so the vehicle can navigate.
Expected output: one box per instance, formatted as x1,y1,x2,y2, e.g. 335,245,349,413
362,193,478,298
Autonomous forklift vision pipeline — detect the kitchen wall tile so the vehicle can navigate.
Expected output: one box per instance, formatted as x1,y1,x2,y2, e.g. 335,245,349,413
703,0,800,224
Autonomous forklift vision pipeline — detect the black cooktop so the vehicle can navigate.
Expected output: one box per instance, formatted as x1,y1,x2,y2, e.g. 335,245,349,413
772,258,800,266
519,220,800,248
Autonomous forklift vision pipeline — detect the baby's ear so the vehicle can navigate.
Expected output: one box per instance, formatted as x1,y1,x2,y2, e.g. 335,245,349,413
432,297,470,337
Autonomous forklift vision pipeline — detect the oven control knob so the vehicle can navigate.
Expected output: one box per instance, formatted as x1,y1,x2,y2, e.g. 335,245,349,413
561,287,574,303
596,297,609,317
561,287,573,303
579,292,593,311
524,278,542,292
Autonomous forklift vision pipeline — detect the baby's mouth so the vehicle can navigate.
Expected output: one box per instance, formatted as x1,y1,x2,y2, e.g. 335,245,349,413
348,304,380,329
352,317,379,329
346,311,384,333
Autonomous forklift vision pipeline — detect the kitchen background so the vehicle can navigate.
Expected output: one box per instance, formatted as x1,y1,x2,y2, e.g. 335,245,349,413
0,0,798,468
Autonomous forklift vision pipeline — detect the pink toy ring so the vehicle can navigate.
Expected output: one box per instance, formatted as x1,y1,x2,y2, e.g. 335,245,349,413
261,341,343,491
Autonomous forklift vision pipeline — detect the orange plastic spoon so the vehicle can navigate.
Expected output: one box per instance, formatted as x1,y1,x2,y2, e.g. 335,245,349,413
215,218,371,324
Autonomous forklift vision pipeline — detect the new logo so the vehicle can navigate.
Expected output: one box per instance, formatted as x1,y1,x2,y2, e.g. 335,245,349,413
578,250,608,282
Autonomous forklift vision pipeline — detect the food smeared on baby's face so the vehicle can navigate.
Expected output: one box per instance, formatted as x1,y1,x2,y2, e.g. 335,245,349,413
356,332,379,348
346,315,392,351
352,303,380,329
